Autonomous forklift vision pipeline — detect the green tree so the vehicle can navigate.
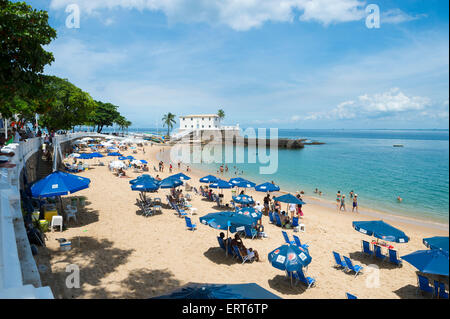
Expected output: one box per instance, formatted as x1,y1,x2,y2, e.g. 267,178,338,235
90,101,120,133
115,115,132,133
38,76,96,132
217,109,225,121
162,112,176,137
0,0,57,119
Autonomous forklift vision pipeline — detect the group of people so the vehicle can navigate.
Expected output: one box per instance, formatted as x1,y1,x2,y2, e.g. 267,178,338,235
219,232,260,262
336,190,358,213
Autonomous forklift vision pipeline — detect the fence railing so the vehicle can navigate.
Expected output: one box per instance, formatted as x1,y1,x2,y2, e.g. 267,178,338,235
0,132,107,298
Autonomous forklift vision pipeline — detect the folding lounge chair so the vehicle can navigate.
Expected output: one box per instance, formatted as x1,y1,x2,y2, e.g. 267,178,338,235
282,231,295,245
244,226,258,239
232,246,254,264
417,275,434,296
346,293,358,299
388,249,402,266
217,237,226,250
295,269,316,289
269,212,275,224
332,251,347,269
438,282,449,299
374,245,387,261
343,256,363,277
184,217,197,231
175,205,188,218
291,217,299,228
293,235,309,250
362,240,373,256
274,213,282,227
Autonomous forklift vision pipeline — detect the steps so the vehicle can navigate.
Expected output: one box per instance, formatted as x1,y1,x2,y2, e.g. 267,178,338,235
36,149,53,180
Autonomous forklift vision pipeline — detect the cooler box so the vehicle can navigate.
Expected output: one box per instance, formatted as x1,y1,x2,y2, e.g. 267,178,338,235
60,241,72,251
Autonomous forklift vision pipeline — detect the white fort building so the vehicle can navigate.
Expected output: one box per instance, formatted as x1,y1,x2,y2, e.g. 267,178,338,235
171,114,239,140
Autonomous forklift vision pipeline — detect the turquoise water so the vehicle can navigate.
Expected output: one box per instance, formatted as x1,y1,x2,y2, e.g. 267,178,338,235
183,129,449,224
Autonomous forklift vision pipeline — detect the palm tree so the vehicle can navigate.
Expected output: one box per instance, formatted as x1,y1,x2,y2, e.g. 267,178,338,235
162,112,177,137
217,109,225,121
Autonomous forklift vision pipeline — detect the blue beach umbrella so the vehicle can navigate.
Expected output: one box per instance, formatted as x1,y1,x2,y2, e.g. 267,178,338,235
199,211,256,233
158,178,183,189
209,179,233,189
31,171,91,198
118,156,128,160
152,283,281,299
131,179,160,192
401,249,449,276
352,220,409,243
77,153,92,159
268,244,312,272
168,173,191,181
129,174,155,185
229,177,248,185
236,207,262,223
107,147,118,150
126,155,135,160
273,193,306,205
140,160,148,164
89,152,104,158
423,237,449,253
108,152,122,157
255,182,280,192
200,175,219,183
232,194,255,205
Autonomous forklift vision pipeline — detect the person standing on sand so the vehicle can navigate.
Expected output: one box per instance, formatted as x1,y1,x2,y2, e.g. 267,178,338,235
336,191,341,210
169,163,173,173
340,195,346,211
178,161,181,170
288,203,297,220
352,194,358,213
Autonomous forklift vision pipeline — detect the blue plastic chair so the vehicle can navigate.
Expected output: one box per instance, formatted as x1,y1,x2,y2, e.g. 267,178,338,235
295,268,316,289
293,235,309,250
184,217,196,231
282,231,295,245
438,282,449,299
269,212,275,224
291,217,299,228
343,256,363,277
244,226,257,239
333,251,347,269
417,274,434,296
374,245,386,261
346,293,358,299
232,246,254,264
274,213,282,227
388,249,402,266
217,237,226,250
175,205,188,218
362,240,373,256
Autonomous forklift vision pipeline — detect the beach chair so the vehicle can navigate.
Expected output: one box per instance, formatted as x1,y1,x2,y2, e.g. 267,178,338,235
438,282,449,299
268,212,274,224
244,226,258,239
295,269,316,289
361,240,373,256
232,246,254,264
388,249,402,266
217,237,226,250
291,217,299,228
293,235,309,250
343,256,363,277
184,217,197,231
332,252,347,269
282,231,295,245
346,293,358,299
175,205,188,218
274,213,282,227
374,245,387,261
417,275,434,296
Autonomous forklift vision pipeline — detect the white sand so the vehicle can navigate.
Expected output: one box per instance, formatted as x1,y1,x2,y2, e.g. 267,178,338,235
35,143,449,299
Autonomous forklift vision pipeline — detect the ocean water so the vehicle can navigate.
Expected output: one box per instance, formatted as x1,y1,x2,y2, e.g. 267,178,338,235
180,129,449,224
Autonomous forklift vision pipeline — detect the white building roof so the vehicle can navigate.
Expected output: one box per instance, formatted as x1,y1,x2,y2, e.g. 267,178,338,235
181,114,219,118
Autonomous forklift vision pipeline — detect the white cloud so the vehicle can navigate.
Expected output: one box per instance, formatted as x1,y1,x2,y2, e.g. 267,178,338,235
304,88,432,120
49,0,368,30
381,8,426,24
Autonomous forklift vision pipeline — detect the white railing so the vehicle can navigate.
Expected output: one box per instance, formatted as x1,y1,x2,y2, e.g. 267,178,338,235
0,132,108,299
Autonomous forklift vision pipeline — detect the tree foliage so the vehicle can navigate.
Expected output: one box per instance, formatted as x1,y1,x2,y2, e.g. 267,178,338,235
89,101,121,133
217,109,225,120
162,112,176,136
38,76,96,131
0,0,57,118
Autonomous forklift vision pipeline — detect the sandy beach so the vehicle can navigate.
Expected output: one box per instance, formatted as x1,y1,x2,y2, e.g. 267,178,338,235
35,143,449,299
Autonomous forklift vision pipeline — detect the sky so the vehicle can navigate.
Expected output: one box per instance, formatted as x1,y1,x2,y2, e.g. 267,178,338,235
25,0,449,129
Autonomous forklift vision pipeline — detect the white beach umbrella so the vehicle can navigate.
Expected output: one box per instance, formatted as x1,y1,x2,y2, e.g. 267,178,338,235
73,140,87,145
109,161,126,169
69,153,81,158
